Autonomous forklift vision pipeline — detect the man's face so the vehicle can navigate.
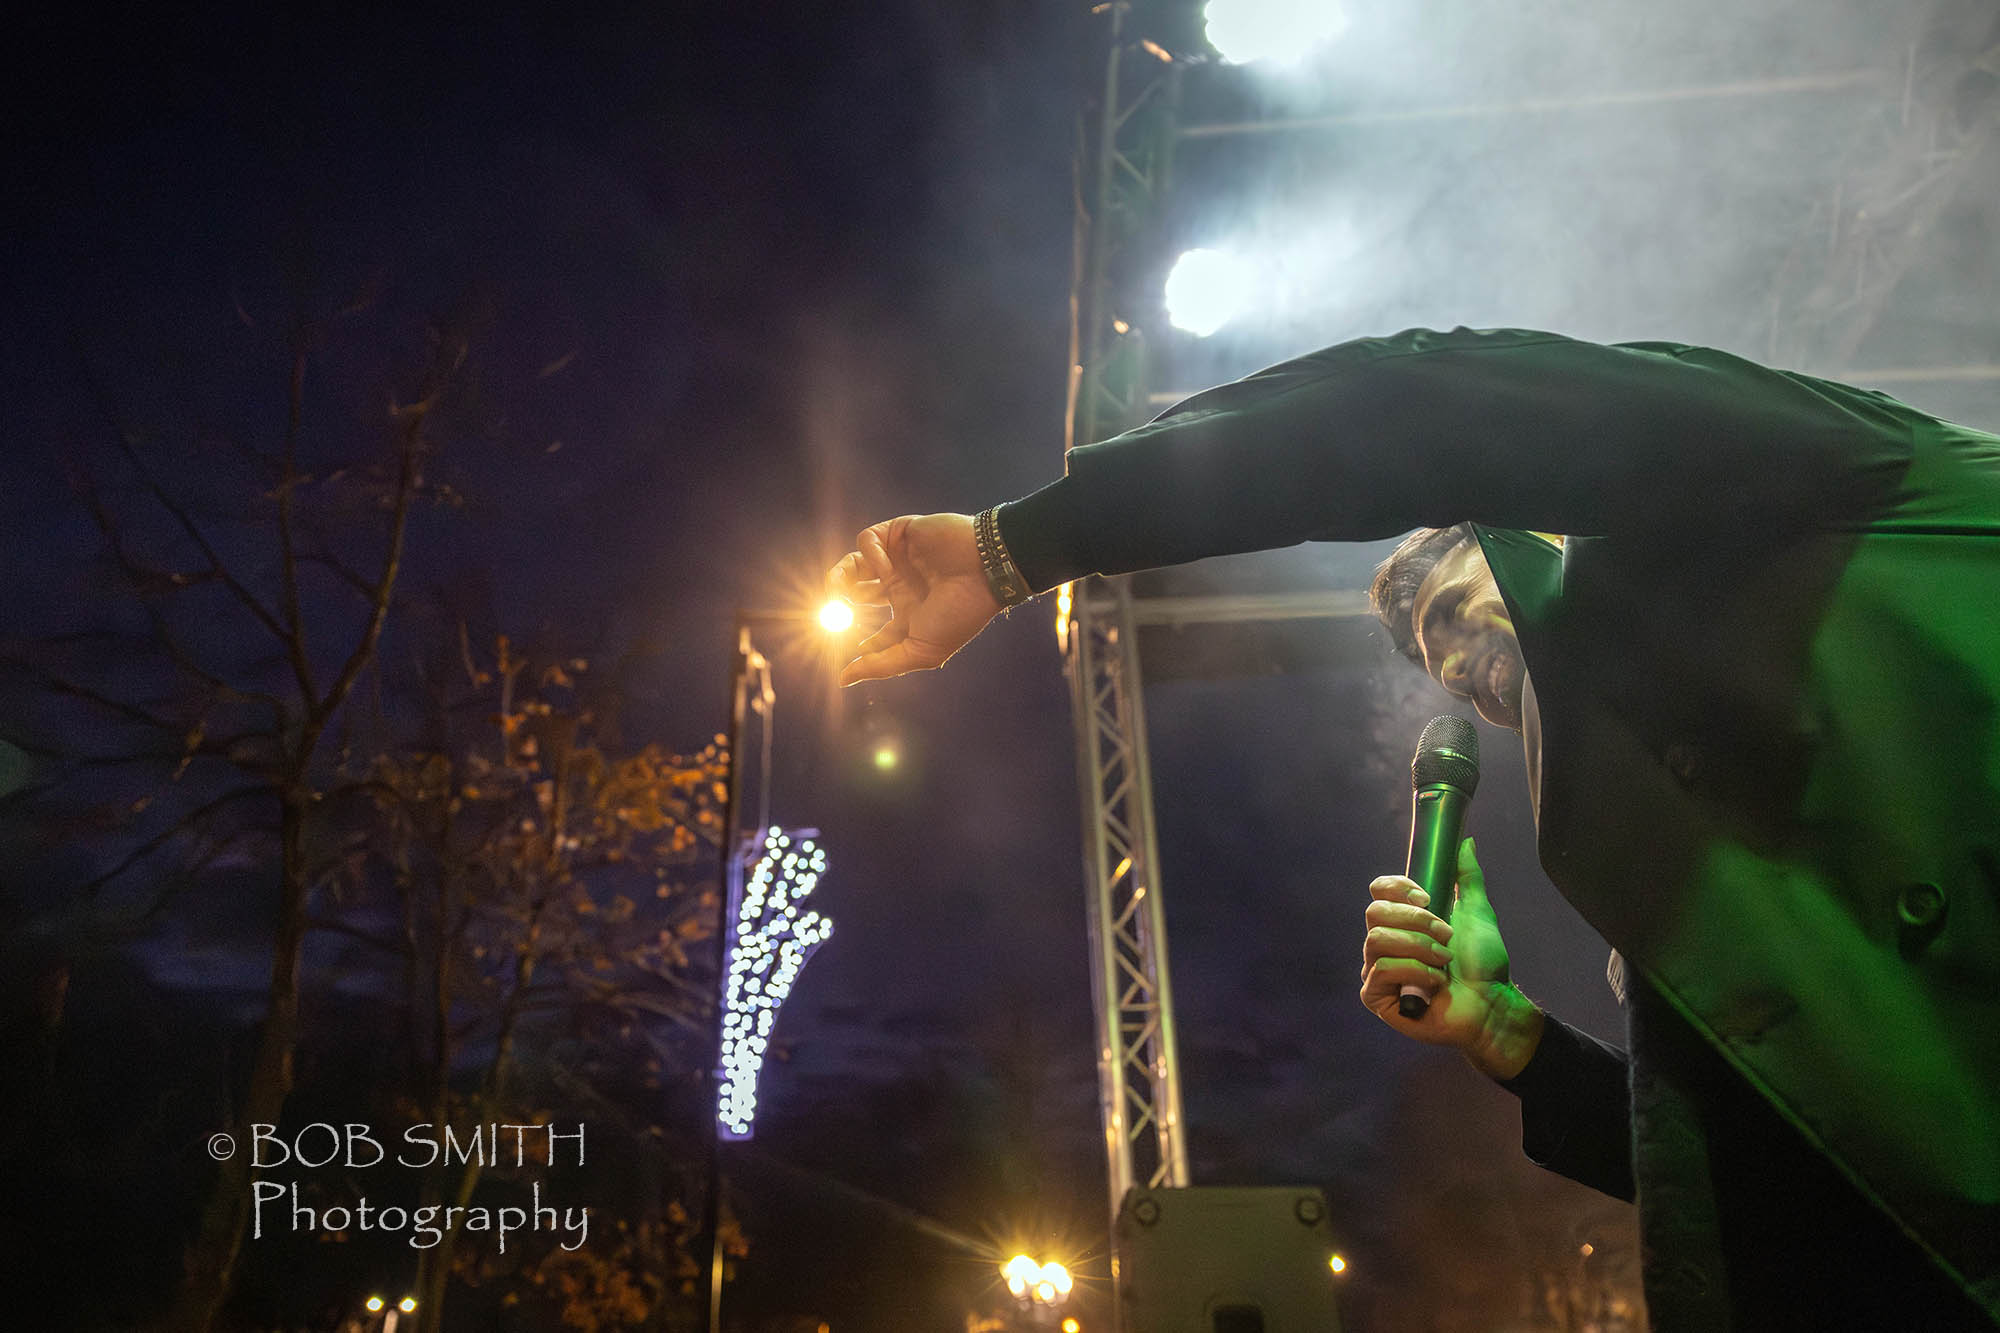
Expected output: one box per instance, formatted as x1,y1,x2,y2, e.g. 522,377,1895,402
1412,541,1525,730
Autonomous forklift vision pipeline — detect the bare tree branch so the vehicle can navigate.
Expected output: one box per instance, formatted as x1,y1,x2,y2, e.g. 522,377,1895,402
275,344,320,702
75,783,269,898
297,551,376,602
308,372,436,736
75,352,293,650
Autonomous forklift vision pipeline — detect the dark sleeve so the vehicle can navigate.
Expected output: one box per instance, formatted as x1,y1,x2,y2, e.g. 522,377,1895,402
997,326,1912,592
1496,1014,1637,1203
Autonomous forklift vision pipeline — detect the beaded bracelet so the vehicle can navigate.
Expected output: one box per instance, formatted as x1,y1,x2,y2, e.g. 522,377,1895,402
973,506,1032,608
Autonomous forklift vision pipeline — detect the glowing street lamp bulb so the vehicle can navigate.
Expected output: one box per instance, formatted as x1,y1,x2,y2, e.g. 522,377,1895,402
1164,248,1252,337
366,1296,385,1312
872,744,899,771
1043,1261,1073,1295
1003,1254,1039,1296
1035,1281,1057,1304
1064,1321,1081,1333
1203,0,1351,67
399,1297,419,1313
1329,1253,1348,1274
818,599,854,632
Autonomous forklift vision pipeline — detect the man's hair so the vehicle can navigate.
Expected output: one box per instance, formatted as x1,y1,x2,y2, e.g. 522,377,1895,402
1369,524,1478,667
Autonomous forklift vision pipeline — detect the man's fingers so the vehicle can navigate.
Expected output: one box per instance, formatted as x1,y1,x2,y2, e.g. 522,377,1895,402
1363,924,1454,970
853,618,908,658
857,522,900,586
1362,957,1446,1006
1368,874,1432,908
1365,899,1454,942
829,552,889,606
837,638,936,688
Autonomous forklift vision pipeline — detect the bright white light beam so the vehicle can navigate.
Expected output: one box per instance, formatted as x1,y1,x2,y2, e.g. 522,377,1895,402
1164,248,1254,337
1203,0,1350,68
717,828,833,1140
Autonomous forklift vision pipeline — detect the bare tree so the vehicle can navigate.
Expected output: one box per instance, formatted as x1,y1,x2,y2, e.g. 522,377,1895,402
2,297,467,1330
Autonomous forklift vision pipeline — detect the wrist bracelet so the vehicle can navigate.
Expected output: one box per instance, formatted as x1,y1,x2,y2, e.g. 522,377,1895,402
973,506,1032,608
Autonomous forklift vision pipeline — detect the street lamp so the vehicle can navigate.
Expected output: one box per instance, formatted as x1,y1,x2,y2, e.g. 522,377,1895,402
359,1294,416,1333
700,603,851,1333
1003,1253,1074,1314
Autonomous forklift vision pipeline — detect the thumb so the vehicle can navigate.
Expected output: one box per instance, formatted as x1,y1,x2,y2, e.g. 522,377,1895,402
1455,836,1488,904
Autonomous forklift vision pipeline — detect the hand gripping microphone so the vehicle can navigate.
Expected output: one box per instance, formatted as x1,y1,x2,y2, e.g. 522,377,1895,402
1399,715,1481,1019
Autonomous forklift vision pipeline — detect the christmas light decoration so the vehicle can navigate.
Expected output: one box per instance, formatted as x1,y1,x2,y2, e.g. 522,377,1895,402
717,828,833,1140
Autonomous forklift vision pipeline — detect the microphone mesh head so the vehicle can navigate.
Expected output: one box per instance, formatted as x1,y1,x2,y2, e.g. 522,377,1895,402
1412,714,1480,794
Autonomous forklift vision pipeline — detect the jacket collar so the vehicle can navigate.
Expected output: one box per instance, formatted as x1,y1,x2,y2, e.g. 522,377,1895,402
1471,526,1564,635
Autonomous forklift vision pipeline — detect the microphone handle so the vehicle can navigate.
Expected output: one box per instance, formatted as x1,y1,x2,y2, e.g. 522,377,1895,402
1398,783,1469,1019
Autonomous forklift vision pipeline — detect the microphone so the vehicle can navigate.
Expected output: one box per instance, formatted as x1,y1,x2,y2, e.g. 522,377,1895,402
1398,715,1480,1020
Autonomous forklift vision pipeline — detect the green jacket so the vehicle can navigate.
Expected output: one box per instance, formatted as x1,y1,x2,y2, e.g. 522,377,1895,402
1000,326,2000,1317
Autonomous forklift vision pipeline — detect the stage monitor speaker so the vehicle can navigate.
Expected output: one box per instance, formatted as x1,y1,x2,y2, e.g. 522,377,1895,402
1115,1186,1345,1333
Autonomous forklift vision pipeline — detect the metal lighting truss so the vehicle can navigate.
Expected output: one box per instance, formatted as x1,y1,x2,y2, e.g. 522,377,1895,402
1062,0,1192,1242
1762,0,2000,379
1060,0,1400,1268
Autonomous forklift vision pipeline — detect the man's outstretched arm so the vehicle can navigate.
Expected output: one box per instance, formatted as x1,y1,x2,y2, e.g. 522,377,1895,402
831,326,1907,684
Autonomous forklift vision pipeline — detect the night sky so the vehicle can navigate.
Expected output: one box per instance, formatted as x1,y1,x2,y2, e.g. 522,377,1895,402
6,2,1995,1330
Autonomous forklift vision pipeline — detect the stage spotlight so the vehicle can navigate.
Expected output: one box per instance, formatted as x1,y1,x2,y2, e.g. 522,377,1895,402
1203,0,1349,67
1164,248,1252,336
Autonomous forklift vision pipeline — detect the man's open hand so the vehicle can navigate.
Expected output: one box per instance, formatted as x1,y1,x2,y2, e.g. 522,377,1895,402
826,513,1004,687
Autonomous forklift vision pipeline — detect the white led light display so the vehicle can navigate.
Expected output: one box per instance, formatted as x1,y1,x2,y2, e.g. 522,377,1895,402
717,828,833,1140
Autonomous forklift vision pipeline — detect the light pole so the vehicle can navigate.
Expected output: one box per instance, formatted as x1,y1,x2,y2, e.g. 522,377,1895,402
702,618,764,1333
700,603,851,1333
